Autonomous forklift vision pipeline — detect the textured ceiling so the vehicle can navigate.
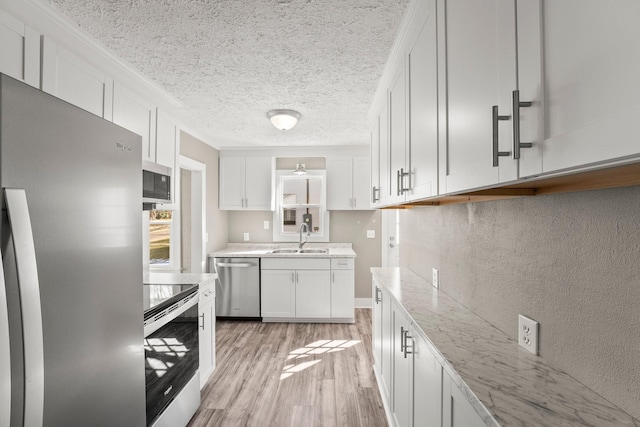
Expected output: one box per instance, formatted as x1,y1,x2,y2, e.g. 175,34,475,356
46,0,409,148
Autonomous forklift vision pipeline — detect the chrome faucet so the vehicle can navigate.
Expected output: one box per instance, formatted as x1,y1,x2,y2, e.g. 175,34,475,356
299,223,311,249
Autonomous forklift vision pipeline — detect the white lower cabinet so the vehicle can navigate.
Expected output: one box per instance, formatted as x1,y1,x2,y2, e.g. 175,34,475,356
442,372,485,427
261,269,296,318
373,278,477,427
261,257,354,321
198,285,216,389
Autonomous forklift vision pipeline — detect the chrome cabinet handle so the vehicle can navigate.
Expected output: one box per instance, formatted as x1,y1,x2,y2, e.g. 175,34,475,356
398,168,410,194
400,326,406,353
396,169,402,196
512,90,533,159
4,189,44,426
375,287,382,304
492,105,511,166
403,330,413,358
372,186,380,203
199,313,205,330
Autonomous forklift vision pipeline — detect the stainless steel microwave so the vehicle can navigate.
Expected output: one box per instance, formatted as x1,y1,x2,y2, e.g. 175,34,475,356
142,161,172,205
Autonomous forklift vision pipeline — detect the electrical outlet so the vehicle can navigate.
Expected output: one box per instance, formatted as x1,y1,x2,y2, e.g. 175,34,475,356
518,315,539,355
243,232,250,241
432,268,439,289
367,230,375,238
264,221,270,230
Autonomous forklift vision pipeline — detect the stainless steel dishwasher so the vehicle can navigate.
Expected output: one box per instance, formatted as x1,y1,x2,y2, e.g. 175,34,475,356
212,257,261,319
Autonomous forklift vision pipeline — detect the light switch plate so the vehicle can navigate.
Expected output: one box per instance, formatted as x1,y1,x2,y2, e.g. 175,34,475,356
243,232,250,241
264,221,269,230
518,314,539,355
367,230,375,238
432,268,439,289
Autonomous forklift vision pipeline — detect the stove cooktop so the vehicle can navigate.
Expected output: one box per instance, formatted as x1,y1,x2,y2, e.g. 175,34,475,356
143,283,198,318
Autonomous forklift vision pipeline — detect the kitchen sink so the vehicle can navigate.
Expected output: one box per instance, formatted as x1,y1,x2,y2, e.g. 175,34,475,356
298,249,328,254
269,248,299,254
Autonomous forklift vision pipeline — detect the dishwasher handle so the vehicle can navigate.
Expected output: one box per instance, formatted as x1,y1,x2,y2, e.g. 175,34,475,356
216,262,256,268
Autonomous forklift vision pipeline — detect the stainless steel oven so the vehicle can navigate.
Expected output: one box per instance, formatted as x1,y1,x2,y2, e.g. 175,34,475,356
143,284,200,427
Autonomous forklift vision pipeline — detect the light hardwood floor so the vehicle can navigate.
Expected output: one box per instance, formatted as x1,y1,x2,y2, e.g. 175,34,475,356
188,309,388,427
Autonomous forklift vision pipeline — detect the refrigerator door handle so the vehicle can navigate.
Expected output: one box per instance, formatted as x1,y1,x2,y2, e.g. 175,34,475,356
0,237,10,427
5,188,44,426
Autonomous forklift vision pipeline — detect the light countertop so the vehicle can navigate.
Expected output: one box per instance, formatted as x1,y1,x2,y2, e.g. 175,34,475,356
371,267,639,426
143,271,217,287
209,243,356,258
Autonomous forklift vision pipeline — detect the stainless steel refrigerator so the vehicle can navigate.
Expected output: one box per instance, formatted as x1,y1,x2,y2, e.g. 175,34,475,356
0,74,146,426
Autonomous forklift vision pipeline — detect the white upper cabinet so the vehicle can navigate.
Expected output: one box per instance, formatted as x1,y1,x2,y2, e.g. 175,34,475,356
438,0,542,194
113,82,157,162
0,9,39,87
388,63,408,205
326,157,371,210
370,117,382,207
41,37,113,120
155,109,178,170
531,0,640,174
219,156,273,210
405,0,438,201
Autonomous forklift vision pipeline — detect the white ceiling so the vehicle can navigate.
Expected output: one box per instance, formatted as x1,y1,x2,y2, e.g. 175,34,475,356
46,0,409,149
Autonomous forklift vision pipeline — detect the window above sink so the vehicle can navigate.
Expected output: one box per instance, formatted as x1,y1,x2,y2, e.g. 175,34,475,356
273,157,330,243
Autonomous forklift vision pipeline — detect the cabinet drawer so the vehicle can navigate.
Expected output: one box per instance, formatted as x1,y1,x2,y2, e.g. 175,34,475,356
262,257,330,270
331,258,354,270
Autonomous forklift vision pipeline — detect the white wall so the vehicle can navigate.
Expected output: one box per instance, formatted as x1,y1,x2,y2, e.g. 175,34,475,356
400,185,640,419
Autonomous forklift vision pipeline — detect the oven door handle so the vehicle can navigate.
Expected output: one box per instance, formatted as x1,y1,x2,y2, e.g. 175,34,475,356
144,291,198,337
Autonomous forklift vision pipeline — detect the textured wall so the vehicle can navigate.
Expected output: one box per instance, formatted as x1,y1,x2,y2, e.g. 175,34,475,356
180,131,229,259
228,209,381,299
401,186,640,419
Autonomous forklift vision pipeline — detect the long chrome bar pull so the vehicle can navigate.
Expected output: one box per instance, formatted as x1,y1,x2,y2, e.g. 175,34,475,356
512,90,533,159
492,105,511,166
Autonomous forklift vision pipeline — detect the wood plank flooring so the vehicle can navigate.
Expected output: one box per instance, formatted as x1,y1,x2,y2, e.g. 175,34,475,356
188,309,388,427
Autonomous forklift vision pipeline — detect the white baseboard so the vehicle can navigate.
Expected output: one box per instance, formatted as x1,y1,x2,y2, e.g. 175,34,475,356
355,298,372,308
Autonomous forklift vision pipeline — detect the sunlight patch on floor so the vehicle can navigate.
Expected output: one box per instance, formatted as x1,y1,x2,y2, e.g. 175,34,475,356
280,339,361,380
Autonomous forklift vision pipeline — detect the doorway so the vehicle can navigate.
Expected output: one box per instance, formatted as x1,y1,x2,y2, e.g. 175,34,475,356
180,156,206,273
381,209,400,267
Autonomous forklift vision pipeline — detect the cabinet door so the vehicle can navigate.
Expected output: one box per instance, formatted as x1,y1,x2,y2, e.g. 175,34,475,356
261,269,296,318
331,269,354,318
534,0,640,173
392,303,413,427
370,122,381,207
442,372,486,427
379,100,391,205
219,157,245,210
388,64,407,204
41,38,113,119
198,300,215,389
155,110,178,170
352,157,371,209
0,10,39,87
295,270,331,318
413,334,442,427
406,3,438,201
380,286,393,403
113,82,156,162
326,157,352,210
244,157,273,210
372,283,383,368
438,0,518,193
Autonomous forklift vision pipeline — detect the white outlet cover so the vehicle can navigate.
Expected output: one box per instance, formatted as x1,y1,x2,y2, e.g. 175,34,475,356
432,268,439,289
518,314,539,355
264,221,269,230
367,230,375,238
243,232,250,241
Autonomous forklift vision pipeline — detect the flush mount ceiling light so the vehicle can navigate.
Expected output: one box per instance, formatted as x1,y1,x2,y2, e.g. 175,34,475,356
267,109,301,130
293,162,307,175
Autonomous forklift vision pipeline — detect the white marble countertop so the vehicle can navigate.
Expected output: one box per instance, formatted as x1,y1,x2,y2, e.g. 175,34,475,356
209,243,356,258
143,271,217,287
371,267,639,426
